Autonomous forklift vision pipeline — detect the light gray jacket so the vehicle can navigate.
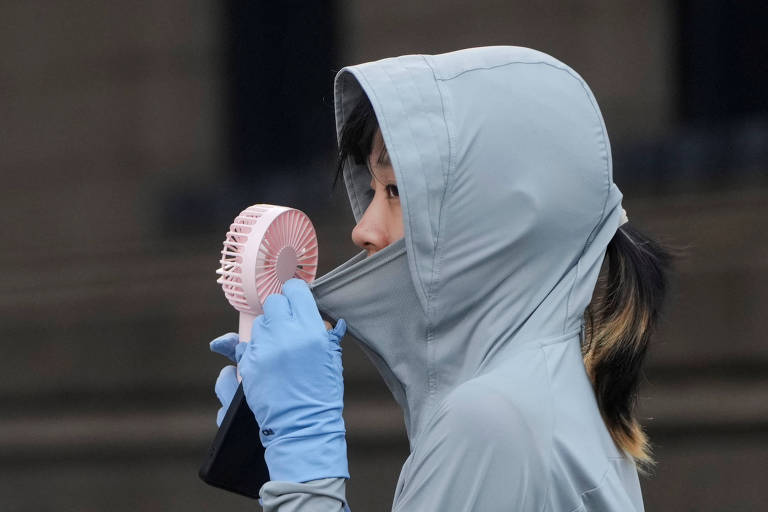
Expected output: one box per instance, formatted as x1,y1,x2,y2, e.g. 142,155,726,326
260,46,644,512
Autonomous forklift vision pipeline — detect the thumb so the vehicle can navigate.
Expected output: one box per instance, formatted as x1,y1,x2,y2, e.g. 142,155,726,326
214,365,239,426
234,340,248,364
210,333,239,362
327,318,347,345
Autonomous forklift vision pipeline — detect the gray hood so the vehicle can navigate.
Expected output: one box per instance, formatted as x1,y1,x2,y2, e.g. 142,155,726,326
310,46,624,448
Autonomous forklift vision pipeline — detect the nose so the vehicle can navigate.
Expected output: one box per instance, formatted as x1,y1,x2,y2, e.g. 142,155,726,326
351,199,391,256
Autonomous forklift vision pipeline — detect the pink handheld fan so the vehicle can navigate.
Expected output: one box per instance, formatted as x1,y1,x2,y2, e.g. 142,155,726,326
216,204,319,342
200,203,319,499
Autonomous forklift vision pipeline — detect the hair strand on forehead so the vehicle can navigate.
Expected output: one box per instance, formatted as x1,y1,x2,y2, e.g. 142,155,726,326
334,94,379,191
376,142,390,167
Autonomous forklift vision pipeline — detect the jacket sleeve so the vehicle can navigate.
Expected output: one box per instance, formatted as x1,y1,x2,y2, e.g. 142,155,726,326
391,381,548,512
259,477,350,512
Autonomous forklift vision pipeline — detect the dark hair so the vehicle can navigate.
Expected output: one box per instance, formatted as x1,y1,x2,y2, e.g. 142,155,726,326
582,224,677,471
334,94,379,191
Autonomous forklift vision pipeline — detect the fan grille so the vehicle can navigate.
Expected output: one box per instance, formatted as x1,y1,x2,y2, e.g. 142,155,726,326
216,205,318,314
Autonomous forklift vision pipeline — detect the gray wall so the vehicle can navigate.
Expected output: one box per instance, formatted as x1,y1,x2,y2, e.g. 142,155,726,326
341,0,676,142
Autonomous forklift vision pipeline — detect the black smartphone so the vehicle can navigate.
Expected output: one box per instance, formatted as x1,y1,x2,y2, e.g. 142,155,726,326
198,383,269,499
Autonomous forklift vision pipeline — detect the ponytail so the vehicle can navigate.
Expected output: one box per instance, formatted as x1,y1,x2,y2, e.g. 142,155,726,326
582,223,676,471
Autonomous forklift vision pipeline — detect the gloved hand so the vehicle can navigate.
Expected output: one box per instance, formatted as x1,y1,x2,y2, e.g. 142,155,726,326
209,278,349,483
208,333,239,427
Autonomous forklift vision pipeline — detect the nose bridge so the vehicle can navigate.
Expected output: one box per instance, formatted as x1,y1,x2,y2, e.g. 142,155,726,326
352,193,389,252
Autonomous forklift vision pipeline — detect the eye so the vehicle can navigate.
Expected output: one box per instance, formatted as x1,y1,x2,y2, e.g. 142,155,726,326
385,184,399,198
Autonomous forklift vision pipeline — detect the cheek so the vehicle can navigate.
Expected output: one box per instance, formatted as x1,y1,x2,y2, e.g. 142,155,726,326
388,204,405,239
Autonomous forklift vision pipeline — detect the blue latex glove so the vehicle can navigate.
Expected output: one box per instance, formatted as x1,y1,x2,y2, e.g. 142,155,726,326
208,333,239,427
210,278,348,483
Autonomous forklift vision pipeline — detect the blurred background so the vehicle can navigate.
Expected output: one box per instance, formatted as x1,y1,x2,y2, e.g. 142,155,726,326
1,1,766,510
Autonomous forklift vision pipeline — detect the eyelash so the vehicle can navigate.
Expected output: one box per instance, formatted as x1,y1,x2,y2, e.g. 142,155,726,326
366,185,399,199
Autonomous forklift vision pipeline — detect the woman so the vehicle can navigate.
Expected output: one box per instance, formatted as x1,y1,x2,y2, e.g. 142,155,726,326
211,46,674,511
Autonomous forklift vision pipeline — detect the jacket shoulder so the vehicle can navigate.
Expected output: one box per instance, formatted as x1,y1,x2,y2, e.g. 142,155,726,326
392,376,552,511
437,376,545,443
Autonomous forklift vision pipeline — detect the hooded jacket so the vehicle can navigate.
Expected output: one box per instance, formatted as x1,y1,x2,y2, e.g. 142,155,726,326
259,46,644,512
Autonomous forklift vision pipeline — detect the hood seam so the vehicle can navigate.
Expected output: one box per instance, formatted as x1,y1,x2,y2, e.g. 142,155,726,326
435,59,573,82
558,67,613,335
422,55,455,312
376,59,440,418
351,65,432,315
420,55,455,413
